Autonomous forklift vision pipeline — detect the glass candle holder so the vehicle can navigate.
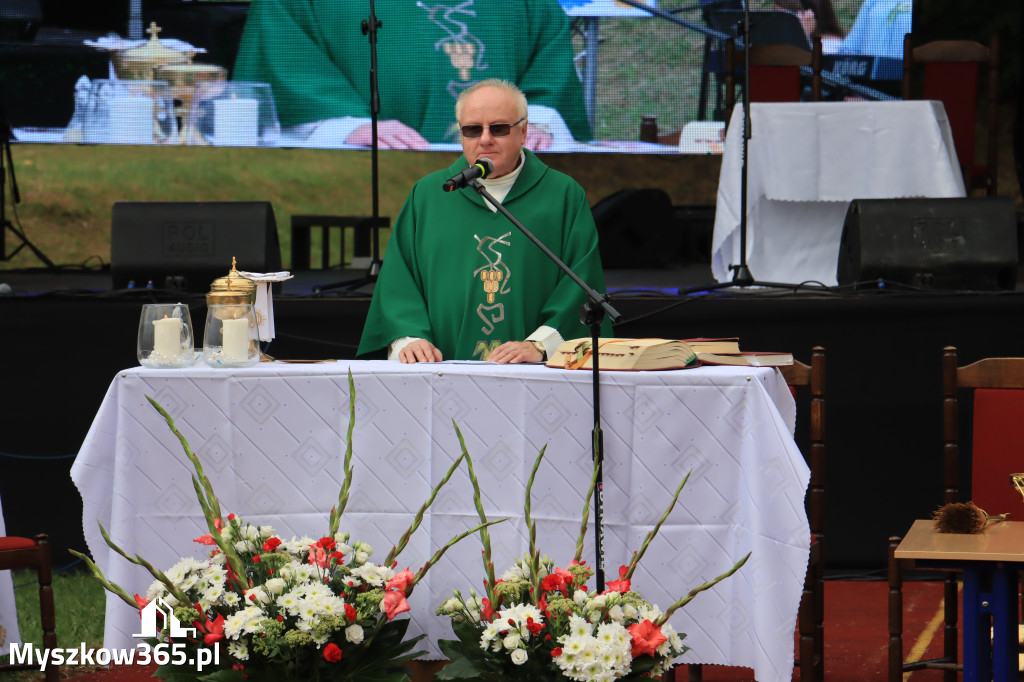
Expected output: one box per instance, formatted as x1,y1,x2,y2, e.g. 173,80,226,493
138,303,194,368
203,304,260,368
83,79,177,145
189,81,280,147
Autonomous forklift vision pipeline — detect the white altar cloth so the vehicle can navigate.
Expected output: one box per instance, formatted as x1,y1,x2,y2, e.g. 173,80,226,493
713,100,967,286
72,360,809,682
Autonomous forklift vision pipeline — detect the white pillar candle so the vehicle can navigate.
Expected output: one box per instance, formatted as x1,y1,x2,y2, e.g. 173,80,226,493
221,317,250,361
152,317,182,358
109,94,154,144
213,98,259,146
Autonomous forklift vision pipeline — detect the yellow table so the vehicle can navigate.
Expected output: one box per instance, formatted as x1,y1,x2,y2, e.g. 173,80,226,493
894,519,1024,682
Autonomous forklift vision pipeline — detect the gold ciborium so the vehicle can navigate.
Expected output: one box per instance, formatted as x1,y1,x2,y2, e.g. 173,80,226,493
112,22,192,81
207,258,257,312
155,63,228,145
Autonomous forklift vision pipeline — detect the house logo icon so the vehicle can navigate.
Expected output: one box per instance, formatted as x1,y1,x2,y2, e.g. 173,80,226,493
134,597,196,639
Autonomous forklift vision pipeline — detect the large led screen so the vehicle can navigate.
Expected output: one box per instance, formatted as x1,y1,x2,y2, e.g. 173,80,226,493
3,0,913,154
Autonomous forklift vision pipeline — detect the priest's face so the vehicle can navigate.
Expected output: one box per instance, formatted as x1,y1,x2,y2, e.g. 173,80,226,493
458,86,527,179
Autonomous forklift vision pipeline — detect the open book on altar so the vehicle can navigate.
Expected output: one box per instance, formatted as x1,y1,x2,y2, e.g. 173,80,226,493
545,337,794,370
545,338,699,371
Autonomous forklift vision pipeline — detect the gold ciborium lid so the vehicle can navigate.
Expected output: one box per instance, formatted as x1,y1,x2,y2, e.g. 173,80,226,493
207,258,256,308
113,22,191,81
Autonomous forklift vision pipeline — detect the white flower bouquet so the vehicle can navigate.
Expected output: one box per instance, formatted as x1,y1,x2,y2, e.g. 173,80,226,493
72,374,498,682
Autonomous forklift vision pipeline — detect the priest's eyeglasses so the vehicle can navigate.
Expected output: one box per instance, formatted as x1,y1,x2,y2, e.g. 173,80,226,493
459,118,525,138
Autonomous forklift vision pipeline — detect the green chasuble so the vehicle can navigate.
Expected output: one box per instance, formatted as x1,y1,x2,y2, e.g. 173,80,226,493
357,150,612,360
233,0,591,142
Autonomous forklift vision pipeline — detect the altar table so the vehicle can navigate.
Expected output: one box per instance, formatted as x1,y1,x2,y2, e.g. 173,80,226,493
72,360,809,682
713,100,966,287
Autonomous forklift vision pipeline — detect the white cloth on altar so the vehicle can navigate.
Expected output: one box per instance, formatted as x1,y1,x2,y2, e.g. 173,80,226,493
0,499,23,657
713,100,966,286
72,360,808,682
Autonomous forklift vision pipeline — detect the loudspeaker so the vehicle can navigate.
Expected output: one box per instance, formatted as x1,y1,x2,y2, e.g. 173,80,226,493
836,197,1018,290
111,202,281,292
592,188,680,268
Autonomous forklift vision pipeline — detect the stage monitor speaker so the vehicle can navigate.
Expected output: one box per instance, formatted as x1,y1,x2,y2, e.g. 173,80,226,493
836,197,1018,290
111,201,281,292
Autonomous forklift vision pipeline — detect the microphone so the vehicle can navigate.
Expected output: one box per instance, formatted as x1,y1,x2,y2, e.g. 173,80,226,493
442,158,494,192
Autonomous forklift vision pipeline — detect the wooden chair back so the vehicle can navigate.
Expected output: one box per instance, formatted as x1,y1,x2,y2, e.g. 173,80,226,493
0,534,58,682
902,34,999,196
943,346,1024,520
724,37,823,124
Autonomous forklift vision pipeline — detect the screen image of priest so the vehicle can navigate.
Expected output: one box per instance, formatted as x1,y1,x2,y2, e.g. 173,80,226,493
3,0,913,151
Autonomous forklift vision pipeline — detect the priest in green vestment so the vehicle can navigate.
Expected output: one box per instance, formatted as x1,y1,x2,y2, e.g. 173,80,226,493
233,0,591,151
357,79,611,363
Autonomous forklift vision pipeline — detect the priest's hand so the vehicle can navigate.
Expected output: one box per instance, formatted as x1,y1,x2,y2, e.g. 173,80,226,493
399,339,443,363
347,120,430,150
524,126,553,151
486,341,543,364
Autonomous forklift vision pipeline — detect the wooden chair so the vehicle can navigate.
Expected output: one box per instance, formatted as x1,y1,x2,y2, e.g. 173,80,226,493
902,33,1000,196
685,347,826,682
724,36,823,126
888,347,1024,682
0,533,58,682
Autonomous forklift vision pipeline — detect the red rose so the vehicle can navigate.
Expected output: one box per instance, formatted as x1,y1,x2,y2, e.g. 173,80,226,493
628,620,667,658
323,643,342,663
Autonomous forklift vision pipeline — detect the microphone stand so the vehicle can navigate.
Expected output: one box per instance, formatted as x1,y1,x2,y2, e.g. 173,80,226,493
0,108,55,269
314,0,384,294
468,178,622,592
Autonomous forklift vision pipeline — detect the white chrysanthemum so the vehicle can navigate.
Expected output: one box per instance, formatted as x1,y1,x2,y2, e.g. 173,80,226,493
568,614,591,637
480,622,502,647
313,594,348,616
146,580,167,601
223,606,264,639
560,634,589,656
638,604,663,621
227,640,248,661
222,591,241,607
350,563,392,587
201,584,224,604
510,648,528,665
276,590,301,614
282,537,315,555
345,624,364,644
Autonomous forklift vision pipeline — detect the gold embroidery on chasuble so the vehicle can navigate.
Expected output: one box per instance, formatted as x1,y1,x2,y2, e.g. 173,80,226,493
420,1,490,103
472,232,512,358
